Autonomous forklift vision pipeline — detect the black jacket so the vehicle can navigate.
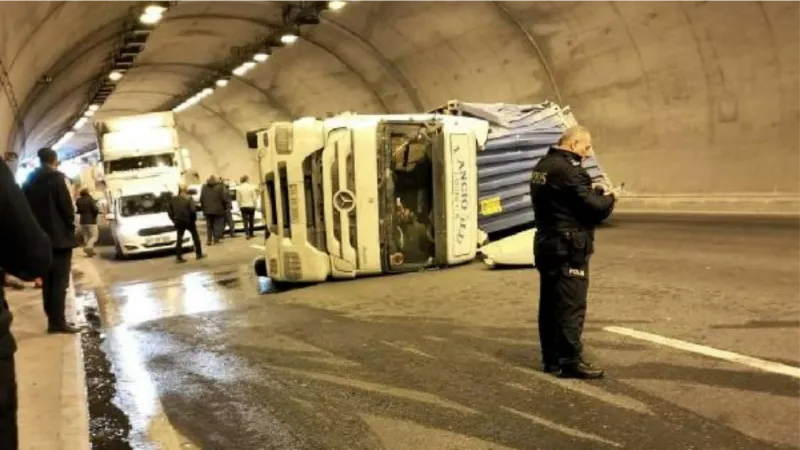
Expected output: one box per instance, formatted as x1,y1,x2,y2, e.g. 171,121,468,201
23,166,78,250
167,193,197,227
0,163,53,356
75,194,99,225
530,148,615,256
200,180,226,216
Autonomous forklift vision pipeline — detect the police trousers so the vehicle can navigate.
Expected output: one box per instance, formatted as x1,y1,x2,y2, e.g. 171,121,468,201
0,355,17,449
535,252,590,366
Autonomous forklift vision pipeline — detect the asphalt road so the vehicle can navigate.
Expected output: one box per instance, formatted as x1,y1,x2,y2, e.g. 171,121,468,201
77,213,800,450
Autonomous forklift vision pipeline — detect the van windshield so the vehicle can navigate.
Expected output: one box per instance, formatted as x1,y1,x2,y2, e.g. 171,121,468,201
120,192,171,217
384,122,440,271
105,153,176,174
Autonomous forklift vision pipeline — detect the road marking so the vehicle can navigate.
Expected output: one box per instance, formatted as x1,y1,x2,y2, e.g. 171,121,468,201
381,341,437,359
604,326,800,379
250,245,265,250
502,407,623,448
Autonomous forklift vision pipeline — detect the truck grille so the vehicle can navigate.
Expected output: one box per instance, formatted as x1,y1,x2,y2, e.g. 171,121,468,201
329,145,359,261
303,152,326,253
138,226,176,236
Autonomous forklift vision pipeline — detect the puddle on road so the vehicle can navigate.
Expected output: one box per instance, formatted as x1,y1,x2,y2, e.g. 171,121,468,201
81,292,134,450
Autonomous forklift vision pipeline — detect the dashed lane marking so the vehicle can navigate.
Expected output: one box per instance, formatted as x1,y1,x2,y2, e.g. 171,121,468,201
501,406,624,448
604,326,800,379
250,245,266,250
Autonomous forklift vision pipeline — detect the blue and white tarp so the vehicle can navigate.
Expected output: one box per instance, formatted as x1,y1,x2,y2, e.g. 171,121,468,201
438,101,607,237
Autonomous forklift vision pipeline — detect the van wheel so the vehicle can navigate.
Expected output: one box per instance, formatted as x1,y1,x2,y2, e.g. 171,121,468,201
253,256,267,278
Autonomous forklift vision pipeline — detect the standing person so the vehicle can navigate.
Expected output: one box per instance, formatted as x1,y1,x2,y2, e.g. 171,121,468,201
0,162,53,449
199,175,225,245
167,184,205,263
529,126,616,379
22,148,80,334
221,179,236,239
236,175,258,239
75,189,99,257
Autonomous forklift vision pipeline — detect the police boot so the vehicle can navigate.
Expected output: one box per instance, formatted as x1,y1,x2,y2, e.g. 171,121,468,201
558,360,604,379
543,363,561,375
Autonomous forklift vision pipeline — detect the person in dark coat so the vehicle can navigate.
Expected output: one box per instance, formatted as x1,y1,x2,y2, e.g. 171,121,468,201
167,184,205,263
221,179,236,239
199,175,225,245
0,161,53,450
75,188,99,257
22,148,80,334
529,126,616,379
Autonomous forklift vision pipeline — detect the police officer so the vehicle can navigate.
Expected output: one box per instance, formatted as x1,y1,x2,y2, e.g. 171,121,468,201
530,126,617,379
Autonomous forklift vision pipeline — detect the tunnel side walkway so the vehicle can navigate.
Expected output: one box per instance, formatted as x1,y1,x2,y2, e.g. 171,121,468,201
9,255,89,450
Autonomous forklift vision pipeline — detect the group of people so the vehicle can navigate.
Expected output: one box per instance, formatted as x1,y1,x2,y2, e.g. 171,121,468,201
1,148,83,449
164,174,260,264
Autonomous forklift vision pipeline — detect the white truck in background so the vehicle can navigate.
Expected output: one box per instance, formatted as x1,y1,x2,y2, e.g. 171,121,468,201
93,111,187,196
94,111,194,258
247,114,489,284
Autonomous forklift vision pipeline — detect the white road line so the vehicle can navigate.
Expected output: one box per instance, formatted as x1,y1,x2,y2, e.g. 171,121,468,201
250,245,265,250
502,407,623,448
604,326,800,379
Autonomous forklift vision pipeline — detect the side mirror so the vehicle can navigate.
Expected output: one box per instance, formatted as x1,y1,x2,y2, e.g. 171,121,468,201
246,131,258,150
105,213,116,221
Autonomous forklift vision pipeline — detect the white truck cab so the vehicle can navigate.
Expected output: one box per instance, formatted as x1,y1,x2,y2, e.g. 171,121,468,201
94,111,187,202
248,113,488,284
106,184,193,259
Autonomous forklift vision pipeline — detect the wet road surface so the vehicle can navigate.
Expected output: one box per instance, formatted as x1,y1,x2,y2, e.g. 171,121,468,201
76,214,800,450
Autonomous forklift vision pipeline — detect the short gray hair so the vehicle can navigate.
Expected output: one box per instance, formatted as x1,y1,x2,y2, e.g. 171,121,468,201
558,125,591,146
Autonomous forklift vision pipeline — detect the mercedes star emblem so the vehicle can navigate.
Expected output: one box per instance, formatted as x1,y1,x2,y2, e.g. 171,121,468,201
333,190,355,212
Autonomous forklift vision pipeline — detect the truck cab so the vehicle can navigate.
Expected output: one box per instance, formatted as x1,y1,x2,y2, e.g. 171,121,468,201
94,112,186,198
248,114,488,284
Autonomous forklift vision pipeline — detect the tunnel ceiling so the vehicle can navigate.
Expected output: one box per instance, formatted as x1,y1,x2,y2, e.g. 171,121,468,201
1,1,798,196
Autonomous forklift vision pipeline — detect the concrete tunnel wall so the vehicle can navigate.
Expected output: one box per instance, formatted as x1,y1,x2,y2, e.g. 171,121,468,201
0,1,798,212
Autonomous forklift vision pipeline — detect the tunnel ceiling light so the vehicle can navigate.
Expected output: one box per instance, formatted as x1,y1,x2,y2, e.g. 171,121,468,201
73,117,88,130
83,109,96,117
242,61,257,70
232,64,250,76
253,52,270,63
216,78,229,87
108,70,123,81
88,104,100,112
280,31,299,45
327,1,347,11
140,3,168,23
140,12,162,25
201,87,214,96
145,4,168,15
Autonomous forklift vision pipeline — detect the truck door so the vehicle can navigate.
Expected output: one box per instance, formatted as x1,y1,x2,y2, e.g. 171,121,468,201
439,118,480,265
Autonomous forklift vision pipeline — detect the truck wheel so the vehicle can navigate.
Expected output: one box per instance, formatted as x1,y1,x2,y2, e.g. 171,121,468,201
253,256,267,278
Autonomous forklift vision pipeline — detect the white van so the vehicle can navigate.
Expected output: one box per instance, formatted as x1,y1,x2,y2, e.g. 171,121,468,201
107,186,194,259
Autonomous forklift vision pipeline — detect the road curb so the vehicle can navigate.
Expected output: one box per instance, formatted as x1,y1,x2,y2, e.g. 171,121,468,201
64,269,91,449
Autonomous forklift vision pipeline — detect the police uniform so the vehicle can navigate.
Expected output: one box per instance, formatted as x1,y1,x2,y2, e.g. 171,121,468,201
529,147,615,378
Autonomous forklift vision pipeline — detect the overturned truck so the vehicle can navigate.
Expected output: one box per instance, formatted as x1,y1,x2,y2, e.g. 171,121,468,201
433,101,611,268
247,102,612,284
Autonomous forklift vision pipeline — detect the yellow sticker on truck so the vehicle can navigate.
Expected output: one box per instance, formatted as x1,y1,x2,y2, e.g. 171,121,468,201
479,196,503,216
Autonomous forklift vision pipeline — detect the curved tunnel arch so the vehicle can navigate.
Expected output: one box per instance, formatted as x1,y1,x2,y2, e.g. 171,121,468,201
1,1,797,201
160,13,392,112
25,61,298,150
